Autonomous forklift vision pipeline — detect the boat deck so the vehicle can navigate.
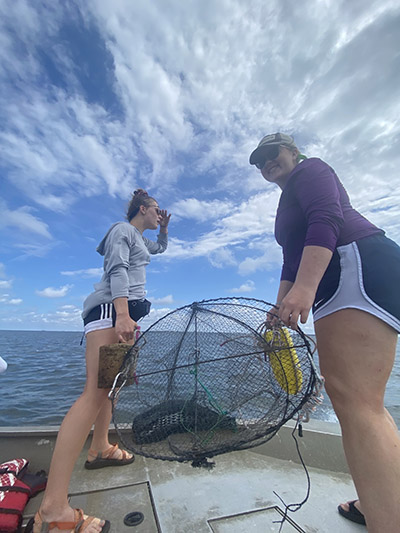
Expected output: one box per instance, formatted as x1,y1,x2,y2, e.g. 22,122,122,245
2,422,364,532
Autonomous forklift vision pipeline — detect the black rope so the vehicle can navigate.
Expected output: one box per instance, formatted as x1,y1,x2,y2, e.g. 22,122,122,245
272,415,311,532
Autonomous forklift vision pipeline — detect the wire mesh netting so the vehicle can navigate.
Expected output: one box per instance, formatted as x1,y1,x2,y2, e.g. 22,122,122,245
111,297,318,466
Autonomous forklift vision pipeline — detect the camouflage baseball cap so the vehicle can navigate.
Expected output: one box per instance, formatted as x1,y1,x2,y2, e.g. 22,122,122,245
249,133,296,166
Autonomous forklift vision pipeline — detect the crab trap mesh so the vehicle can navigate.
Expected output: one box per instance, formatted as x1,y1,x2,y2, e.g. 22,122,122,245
110,297,318,466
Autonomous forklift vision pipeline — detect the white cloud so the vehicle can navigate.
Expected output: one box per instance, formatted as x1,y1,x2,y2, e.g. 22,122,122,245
0,316,23,324
13,242,57,259
0,201,52,239
0,295,22,305
55,308,81,319
0,280,12,289
1,1,399,236
1,0,400,333
151,295,174,305
139,306,173,329
238,244,283,276
165,191,281,271
170,198,234,222
208,248,237,269
228,280,255,293
0,305,83,329
36,285,73,298
61,268,103,278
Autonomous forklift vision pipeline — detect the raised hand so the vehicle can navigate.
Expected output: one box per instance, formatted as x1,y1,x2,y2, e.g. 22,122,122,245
158,209,171,228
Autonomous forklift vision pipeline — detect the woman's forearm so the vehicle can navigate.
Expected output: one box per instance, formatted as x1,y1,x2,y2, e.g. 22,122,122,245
295,245,333,292
113,297,130,316
276,280,294,305
113,297,136,342
278,245,333,327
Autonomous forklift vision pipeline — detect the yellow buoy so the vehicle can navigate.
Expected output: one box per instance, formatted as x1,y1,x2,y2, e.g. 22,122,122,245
263,328,303,394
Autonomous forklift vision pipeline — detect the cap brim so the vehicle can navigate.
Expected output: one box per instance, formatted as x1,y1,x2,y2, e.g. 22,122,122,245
249,142,281,165
249,148,261,165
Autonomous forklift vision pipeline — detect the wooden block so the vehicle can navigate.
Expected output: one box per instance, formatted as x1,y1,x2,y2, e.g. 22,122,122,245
98,343,137,388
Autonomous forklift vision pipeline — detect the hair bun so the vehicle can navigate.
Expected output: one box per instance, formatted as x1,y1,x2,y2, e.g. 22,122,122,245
133,188,148,197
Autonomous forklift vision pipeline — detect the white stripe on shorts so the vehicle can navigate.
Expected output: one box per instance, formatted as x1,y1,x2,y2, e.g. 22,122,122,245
313,241,400,331
99,303,112,321
84,317,113,335
85,303,113,335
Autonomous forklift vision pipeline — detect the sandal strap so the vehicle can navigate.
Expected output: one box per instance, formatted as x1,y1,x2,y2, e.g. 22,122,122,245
88,443,119,460
39,509,84,531
77,513,103,532
103,444,118,459
87,448,101,459
40,509,103,532
348,500,363,517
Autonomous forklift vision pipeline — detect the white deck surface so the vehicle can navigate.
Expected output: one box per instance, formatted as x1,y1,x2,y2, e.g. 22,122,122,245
22,444,364,532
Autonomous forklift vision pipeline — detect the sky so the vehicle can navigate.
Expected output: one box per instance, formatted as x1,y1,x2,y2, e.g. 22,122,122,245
0,0,399,333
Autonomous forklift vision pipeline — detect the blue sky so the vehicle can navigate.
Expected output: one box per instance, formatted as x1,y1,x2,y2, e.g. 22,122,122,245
1,0,399,332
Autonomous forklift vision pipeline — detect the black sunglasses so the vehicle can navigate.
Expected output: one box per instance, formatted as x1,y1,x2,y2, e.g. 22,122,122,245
255,145,280,169
148,204,162,215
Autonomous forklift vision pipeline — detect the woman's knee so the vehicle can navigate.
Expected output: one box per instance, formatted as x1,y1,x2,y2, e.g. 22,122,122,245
324,373,385,420
323,375,351,412
80,386,110,406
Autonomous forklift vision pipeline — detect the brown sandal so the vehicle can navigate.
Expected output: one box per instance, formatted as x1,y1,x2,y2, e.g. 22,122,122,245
84,443,135,470
25,508,110,532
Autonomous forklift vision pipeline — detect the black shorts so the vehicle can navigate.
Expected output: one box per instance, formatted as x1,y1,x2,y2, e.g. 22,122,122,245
83,299,151,334
313,234,400,332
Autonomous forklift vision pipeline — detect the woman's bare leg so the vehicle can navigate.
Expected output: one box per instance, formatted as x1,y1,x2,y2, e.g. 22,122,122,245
87,393,133,461
87,335,134,461
315,309,400,532
339,406,398,517
89,399,115,453
36,328,119,533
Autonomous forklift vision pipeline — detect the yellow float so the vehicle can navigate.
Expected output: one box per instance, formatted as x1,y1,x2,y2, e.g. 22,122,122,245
263,327,303,394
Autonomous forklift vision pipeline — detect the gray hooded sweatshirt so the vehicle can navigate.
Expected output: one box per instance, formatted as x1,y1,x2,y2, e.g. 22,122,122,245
82,222,168,318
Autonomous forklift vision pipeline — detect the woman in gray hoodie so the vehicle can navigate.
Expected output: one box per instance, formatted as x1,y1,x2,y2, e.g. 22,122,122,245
27,189,170,533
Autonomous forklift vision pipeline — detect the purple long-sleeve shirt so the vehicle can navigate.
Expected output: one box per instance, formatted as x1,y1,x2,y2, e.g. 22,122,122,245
275,158,383,282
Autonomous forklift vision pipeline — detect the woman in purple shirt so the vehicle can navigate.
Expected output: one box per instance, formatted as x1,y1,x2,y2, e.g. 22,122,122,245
250,133,400,532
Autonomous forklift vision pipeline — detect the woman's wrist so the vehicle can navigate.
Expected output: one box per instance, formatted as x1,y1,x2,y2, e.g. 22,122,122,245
112,297,129,317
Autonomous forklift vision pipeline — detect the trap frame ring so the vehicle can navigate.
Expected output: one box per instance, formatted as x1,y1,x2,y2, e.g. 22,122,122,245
111,297,320,466
115,297,319,398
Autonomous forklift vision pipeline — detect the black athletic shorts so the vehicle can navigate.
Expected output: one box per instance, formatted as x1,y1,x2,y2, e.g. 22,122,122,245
313,234,400,332
83,299,151,334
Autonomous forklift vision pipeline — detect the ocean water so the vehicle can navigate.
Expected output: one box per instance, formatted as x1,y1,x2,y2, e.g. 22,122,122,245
0,329,399,428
